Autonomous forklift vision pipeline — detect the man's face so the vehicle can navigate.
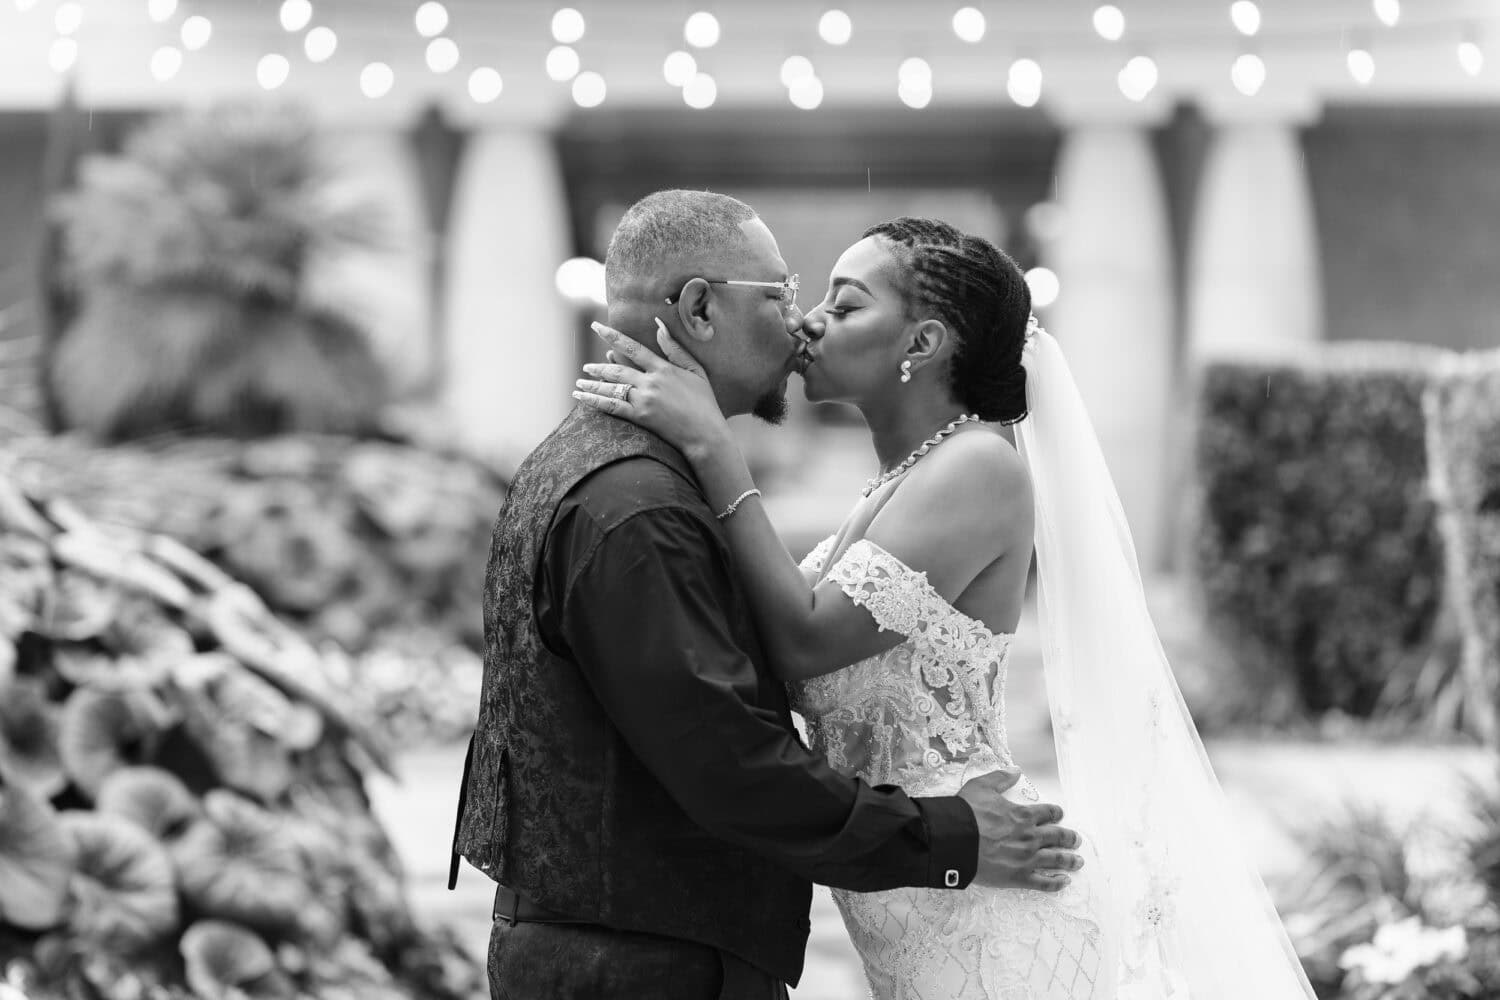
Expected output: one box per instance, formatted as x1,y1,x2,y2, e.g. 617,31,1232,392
707,218,806,424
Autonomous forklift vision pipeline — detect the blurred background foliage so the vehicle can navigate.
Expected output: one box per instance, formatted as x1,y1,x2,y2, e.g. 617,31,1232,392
48,104,390,441
0,476,484,1000
1188,347,1500,742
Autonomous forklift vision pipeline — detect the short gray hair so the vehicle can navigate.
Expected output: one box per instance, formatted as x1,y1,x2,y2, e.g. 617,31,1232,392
604,189,758,301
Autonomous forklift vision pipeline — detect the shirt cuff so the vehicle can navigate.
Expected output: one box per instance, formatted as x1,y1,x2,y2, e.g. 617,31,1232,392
918,795,979,889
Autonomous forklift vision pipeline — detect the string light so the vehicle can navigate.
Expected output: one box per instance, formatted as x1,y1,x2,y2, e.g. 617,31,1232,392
426,37,459,73
150,45,182,81
360,61,394,98
551,7,585,44
180,15,212,51
683,72,717,108
1093,5,1125,42
304,26,337,62
684,12,720,49
898,71,933,109
952,7,986,44
48,38,77,72
1457,35,1483,76
572,70,607,107
818,9,852,46
663,50,697,87
17,0,1481,112
1025,267,1060,309
898,57,932,88
1347,45,1375,85
278,0,312,33
1008,57,1042,107
54,2,82,36
1231,52,1265,95
546,45,580,81
414,2,448,38
1118,54,1158,101
469,67,503,103
780,55,814,87
1230,2,1261,37
555,257,606,306
256,53,290,90
788,75,823,109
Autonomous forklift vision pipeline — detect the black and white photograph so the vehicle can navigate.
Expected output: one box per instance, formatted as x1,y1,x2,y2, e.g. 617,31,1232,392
0,2,1497,998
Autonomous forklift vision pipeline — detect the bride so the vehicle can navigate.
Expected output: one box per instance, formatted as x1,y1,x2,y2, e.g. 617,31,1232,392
573,217,1315,1000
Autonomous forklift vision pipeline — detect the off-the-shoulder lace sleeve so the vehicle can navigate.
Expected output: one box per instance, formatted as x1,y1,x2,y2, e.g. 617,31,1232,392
824,538,1009,645
800,537,1031,801
798,534,837,576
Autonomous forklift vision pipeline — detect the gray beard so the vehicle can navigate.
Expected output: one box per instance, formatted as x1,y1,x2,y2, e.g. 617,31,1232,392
751,387,789,425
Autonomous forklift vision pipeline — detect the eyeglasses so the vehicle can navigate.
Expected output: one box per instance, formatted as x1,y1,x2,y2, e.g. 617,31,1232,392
665,274,800,312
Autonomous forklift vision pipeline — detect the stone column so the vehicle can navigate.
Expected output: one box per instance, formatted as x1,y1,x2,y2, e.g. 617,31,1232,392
1185,98,1324,363
309,125,435,396
1043,107,1177,571
440,127,575,470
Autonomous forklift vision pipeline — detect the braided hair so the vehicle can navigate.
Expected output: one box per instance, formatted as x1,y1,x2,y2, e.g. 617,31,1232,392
862,217,1031,424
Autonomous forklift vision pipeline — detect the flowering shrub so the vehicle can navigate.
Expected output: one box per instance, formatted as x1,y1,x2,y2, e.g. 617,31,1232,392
1285,784,1500,999
1340,918,1469,993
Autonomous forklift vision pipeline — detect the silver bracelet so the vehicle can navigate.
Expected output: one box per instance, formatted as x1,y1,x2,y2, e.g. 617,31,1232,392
715,488,761,522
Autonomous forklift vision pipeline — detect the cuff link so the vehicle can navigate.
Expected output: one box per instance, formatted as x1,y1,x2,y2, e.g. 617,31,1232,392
944,869,960,888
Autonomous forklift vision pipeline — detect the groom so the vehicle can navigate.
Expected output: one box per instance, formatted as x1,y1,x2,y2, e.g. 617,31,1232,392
451,189,1083,999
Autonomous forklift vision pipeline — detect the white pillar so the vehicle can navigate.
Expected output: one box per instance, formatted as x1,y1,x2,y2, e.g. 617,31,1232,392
1186,99,1324,363
308,126,435,396
1044,114,1176,571
441,128,575,470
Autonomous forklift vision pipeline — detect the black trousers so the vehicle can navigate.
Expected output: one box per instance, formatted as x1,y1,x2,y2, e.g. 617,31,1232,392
487,917,790,1000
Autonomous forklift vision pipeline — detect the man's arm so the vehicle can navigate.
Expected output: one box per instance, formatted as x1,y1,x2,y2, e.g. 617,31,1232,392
555,500,978,893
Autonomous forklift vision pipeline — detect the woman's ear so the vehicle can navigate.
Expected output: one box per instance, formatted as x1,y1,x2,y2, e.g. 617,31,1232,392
905,318,950,365
674,278,716,345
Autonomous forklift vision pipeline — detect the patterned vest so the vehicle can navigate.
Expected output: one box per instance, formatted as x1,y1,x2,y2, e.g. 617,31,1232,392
451,407,813,983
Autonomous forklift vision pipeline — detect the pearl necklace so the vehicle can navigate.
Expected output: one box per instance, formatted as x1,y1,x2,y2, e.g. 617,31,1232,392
862,413,981,497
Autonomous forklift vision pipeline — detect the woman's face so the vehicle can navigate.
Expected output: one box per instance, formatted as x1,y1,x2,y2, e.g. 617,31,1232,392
799,236,914,406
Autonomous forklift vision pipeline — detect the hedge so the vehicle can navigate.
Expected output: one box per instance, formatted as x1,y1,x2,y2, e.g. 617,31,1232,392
1189,345,1449,720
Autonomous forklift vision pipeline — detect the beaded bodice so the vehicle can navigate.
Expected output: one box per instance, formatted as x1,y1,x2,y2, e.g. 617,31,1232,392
790,536,1039,802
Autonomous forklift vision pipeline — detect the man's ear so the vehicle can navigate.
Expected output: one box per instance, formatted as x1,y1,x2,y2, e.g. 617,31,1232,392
673,278,716,345
904,318,950,367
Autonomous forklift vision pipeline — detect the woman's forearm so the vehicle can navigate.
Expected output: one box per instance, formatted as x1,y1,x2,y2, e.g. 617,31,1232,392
686,435,819,675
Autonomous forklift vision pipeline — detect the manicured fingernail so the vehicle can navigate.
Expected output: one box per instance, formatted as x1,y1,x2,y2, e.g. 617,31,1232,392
655,317,668,335
571,390,583,399
575,380,587,388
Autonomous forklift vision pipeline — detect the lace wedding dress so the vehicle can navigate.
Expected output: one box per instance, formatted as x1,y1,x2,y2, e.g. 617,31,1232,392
792,535,1117,1000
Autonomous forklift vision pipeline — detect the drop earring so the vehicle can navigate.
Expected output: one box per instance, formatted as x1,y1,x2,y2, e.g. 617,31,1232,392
900,360,913,383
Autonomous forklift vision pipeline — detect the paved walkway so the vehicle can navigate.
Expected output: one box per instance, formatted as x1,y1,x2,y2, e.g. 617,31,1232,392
368,605,1492,998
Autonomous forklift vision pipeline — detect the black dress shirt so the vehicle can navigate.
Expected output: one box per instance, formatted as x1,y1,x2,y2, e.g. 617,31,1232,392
534,456,979,892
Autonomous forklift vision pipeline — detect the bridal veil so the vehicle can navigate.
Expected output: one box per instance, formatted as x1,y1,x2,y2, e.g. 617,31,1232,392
1013,319,1317,999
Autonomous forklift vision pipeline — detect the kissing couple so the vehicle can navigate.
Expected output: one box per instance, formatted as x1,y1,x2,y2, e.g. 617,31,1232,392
452,189,1316,999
